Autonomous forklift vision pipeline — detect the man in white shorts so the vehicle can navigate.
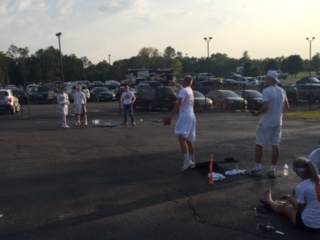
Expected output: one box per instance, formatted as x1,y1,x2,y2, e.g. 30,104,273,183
73,85,88,126
247,70,290,178
166,75,196,172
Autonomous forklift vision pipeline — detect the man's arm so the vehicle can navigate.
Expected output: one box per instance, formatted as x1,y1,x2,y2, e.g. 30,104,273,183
167,98,183,118
253,101,269,116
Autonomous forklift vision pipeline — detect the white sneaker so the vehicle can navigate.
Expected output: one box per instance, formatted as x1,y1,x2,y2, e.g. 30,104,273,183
181,160,193,172
62,125,69,129
84,122,88,126
190,160,196,169
75,122,80,126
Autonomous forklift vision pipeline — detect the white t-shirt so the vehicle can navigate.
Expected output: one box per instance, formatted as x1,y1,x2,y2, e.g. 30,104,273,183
178,87,194,115
121,91,135,104
73,91,86,105
309,148,320,173
296,178,320,229
57,93,69,105
259,86,287,126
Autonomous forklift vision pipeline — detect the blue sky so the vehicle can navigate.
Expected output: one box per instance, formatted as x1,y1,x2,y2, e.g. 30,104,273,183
0,0,319,64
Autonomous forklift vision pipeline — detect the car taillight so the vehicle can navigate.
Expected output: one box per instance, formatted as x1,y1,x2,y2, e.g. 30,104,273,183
8,97,13,103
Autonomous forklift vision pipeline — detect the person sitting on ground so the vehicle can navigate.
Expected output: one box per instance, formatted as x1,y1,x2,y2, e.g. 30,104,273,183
263,157,320,231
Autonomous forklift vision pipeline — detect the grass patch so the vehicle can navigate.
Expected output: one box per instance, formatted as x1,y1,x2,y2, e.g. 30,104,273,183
284,109,320,120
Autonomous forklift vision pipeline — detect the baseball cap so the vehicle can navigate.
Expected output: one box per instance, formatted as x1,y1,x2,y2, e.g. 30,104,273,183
267,70,280,84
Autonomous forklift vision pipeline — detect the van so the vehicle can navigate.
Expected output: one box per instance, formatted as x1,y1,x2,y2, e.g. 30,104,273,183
134,86,177,112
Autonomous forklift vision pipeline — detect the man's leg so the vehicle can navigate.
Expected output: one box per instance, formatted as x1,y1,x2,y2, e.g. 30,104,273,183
178,135,192,171
123,105,128,124
255,144,263,164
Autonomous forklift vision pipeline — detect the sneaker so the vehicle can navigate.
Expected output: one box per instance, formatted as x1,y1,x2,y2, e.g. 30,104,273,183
132,122,136,126
181,160,193,172
84,122,88,126
121,122,127,126
190,160,196,169
62,125,69,129
246,168,262,177
75,122,80,126
267,170,276,178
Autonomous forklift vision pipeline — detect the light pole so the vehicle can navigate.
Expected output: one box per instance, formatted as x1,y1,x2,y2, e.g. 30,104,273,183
56,32,64,82
108,54,111,65
203,37,212,110
306,37,315,77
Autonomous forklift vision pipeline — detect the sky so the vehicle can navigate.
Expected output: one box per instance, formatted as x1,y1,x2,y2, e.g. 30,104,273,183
0,0,319,64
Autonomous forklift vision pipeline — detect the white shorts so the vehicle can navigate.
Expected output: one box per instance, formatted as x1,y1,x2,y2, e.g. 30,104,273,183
74,104,87,115
256,123,282,147
174,114,196,142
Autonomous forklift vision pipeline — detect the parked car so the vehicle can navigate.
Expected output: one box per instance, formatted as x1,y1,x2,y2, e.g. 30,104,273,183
316,71,320,80
224,73,242,80
296,77,320,85
195,73,214,81
246,77,258,86
234,77,249,86
134,86,177,112
91,81,105,88
105,80,120,90
90,87,115,101
295,84,320,103
75,80,91,89
11,88,29,104
28,86,55,103
69,85,90,102
0,89,21,114
236,89,263,110
206,89,247,111
193,90,213,110
222,79,238,87
256,76,266,85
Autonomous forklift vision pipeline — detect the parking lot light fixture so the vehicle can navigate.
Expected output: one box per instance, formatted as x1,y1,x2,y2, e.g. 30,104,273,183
306,37,315,77
56,32,64,82
203,37,212,110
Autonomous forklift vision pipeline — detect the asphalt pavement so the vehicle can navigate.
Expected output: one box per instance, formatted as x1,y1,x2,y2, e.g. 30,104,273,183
0,106,320,240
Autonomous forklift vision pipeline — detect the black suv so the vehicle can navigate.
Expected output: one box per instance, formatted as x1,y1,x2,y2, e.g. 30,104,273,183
296,84,320,103
134,85,177,112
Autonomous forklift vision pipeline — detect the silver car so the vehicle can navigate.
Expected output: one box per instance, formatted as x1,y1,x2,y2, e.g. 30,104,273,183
0,89,21,114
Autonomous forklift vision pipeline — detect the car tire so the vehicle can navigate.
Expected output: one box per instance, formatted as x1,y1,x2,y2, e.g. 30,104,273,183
16,103,21,112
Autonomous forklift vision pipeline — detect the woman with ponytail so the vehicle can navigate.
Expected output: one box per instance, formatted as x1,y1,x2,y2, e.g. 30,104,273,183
263,157,320,231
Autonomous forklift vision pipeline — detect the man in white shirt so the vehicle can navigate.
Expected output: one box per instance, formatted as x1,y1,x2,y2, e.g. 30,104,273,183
56,87,70,128
120,84,136,125
247,70,290,178
166,75,196,172
73,85,88,126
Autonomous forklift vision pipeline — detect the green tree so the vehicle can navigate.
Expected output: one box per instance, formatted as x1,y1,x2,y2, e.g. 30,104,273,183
163,46,176,59
285,55,304,75
265,59,278,71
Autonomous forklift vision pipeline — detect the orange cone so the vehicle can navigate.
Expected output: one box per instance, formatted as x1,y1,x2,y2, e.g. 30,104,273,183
209,154,214,185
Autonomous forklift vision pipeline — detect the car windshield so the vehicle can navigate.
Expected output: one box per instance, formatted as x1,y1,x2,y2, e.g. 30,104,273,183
310,78,320,82
221,91,239,97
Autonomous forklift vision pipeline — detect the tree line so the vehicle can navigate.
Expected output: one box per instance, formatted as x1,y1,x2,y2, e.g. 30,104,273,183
1,44,320,87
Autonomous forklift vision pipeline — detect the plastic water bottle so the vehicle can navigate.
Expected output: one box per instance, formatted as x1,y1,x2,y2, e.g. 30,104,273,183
284,163,289,176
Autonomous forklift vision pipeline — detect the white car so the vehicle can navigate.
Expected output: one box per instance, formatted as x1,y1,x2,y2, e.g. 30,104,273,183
235,77,249,86
256,76,266,85
0,89,21,114
316,71,320,80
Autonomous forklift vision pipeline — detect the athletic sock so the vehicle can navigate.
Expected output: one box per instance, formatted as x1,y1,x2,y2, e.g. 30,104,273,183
255,163,262,170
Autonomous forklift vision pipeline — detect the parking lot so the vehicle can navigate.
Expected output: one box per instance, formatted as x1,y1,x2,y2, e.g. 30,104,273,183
0,103,320,240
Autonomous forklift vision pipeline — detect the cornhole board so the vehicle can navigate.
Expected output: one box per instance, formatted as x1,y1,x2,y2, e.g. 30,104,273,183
92,119,118,127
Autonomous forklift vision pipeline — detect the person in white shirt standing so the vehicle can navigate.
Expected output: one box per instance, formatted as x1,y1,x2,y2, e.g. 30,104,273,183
56,87,70,128
120,84,136,125
247,70,290,178
165,75,196,172
73,85,88,126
